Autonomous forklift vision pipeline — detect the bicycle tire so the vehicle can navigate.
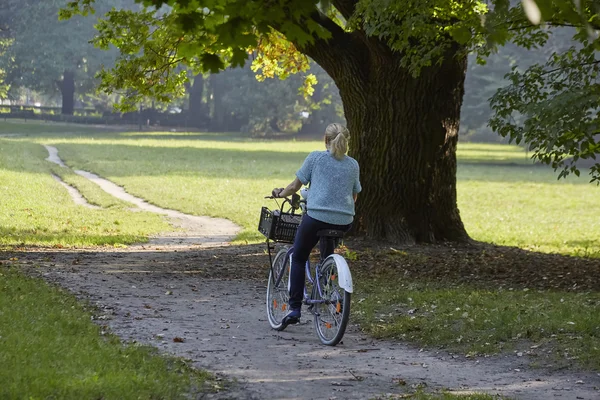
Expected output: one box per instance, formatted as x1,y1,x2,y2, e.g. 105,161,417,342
266,247,291,330
313,256,351,346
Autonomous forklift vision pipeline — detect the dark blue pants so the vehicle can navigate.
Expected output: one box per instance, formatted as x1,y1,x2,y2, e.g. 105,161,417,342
289,214,351,310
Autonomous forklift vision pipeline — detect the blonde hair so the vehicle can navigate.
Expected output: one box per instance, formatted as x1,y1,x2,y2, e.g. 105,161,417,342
325,123,349,160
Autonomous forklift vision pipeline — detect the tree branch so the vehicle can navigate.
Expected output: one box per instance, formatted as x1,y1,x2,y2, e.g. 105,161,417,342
308,10,347,38
295,12,367,82
332,0,358,20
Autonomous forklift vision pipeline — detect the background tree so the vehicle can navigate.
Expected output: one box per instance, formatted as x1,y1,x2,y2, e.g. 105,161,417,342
0,0,123,114
298,63,345,135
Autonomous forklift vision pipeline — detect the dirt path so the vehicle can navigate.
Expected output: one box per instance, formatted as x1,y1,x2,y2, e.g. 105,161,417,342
14,245,599,400
8,144,599,399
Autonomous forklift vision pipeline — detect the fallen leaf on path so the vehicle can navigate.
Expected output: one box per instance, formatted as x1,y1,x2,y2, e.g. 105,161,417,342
173,337,185,343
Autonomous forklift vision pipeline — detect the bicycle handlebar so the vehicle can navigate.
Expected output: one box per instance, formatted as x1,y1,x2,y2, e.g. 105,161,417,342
265,193,304,213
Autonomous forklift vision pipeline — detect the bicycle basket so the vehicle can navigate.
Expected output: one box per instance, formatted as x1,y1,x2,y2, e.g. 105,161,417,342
258,206,302,243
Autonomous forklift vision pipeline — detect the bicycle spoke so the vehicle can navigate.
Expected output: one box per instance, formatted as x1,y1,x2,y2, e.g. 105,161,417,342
313,257,352,346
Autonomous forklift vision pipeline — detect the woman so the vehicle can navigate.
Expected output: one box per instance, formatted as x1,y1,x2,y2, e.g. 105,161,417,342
271,123,361,329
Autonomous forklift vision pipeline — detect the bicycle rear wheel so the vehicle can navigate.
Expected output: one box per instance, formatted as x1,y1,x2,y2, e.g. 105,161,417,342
313,257,351,346
266,247,291,330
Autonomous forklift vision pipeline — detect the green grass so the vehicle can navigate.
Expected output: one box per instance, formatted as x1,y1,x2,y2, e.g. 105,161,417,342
0,119,125,134
2,120,597,254
0,265,211,399
354,271,600,369
0,136,171,247
1,119,599,373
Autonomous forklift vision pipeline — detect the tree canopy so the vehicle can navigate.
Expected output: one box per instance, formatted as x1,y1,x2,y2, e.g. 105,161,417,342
489,0,600,183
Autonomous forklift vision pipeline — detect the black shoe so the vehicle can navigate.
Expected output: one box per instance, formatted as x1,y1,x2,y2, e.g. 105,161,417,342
276,309,301,331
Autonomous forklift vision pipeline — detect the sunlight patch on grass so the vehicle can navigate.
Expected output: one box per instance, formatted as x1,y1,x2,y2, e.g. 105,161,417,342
457,143,532,165
458,178,600,257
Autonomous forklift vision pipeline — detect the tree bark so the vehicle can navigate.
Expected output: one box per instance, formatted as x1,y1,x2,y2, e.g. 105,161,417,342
297,19,470,243
346,51,469,243
58,69,75,115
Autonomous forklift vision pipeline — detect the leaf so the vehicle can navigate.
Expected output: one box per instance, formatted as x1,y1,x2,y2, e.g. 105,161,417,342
200,53,225,73
450,25,472,45
230,48,248,69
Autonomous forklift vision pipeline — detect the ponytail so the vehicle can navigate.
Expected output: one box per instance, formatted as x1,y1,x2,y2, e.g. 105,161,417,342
325,123,349,160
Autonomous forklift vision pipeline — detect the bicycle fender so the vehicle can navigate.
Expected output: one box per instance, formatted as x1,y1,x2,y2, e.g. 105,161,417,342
327,254,353,293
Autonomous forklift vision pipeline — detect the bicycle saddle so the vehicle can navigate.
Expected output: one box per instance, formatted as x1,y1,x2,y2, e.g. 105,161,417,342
316,229,345,238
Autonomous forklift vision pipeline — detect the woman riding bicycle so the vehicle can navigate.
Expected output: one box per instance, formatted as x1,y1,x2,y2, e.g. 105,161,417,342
271,123,361,329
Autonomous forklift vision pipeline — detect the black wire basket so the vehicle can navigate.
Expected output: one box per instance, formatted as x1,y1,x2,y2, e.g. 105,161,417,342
258,206,302,243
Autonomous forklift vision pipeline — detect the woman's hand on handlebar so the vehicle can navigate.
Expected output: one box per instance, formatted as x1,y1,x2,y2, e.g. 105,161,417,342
271,187,284,198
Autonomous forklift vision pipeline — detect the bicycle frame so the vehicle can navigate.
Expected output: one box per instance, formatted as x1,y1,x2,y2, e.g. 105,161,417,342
269,245,333,306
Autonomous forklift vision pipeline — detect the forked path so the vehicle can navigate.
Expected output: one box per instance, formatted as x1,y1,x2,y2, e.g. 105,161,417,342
24,145,600,399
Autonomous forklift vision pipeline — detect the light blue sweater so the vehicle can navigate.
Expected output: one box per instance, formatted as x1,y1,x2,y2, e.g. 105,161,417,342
296,150,361,225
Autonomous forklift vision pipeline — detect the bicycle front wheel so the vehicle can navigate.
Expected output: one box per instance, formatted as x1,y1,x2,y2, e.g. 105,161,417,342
266,247,291,330
313,256,351,346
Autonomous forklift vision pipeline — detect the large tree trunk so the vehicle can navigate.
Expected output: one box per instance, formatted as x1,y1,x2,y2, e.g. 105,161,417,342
58,69,75,115
347,52,469,243
299,22,470,243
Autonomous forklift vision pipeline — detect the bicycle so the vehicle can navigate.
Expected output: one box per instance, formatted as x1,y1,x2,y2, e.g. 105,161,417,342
258,191,353,346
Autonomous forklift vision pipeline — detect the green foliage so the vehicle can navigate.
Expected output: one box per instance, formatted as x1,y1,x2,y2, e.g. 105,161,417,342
0,39,10,98
355,0,489,75
204,62,340,134
486,0,600,183
490,46,600,183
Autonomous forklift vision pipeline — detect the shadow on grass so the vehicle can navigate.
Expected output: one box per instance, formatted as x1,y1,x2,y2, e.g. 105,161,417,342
0,227,148,248
348,238,600,292
3,239,599,293
2,139,586,186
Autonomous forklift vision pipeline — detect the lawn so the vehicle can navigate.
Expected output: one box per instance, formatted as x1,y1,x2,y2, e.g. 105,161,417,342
0,128,171,247
2,120,597,256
